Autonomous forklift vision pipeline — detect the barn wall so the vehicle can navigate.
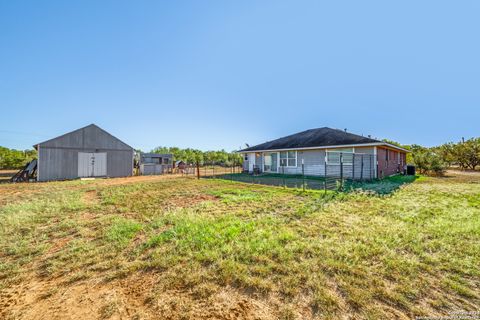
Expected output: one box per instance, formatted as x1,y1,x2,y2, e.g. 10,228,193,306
37,125,133,182
38,148,133,181
106,150,133,178
38,148,78,181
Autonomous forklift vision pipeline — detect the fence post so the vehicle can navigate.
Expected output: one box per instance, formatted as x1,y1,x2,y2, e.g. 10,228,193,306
352,153,355,180
302,161,305,192
340,153,344,191
282,166,286,188
360,155,364,181
196,161,200,179
370,155,378,180
324,158,327,177
213,165,215,178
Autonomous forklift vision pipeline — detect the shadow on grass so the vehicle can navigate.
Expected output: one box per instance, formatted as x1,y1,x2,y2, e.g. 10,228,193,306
207,173,418,195
345,175,418,195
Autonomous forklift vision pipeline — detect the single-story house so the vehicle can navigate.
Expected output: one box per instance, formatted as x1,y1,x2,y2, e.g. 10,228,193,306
238,127,409,179
140,153,173,175
35,124,134,181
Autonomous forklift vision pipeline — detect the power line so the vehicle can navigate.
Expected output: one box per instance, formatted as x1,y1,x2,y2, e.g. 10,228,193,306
0,129,50,137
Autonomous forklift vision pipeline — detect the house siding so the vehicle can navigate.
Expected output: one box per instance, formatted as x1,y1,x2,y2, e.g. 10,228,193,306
250,147,376,179
241,145,406,180
376,147,406,178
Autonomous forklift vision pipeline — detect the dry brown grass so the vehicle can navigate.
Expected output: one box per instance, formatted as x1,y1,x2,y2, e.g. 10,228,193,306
0,173,479,319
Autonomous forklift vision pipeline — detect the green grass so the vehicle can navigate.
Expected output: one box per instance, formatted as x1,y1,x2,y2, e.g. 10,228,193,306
0,173,479,319
214,172,418,194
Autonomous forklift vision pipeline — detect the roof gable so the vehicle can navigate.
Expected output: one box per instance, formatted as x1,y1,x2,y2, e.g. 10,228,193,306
240,127,381,152
35,124,133,150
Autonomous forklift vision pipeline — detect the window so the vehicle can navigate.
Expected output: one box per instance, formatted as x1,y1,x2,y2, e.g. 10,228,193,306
163,158,169,164
244,154,248,161
326,148,353,165
385,150,389,161
279,151,296,167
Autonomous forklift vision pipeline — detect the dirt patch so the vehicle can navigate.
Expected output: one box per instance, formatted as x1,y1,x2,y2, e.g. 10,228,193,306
166,193,218,209
92,174,194,187
83,190,99,205
0,271,275,320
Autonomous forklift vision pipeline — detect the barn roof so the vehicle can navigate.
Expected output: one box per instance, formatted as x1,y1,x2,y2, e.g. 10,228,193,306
239,127,408,153
34,124,133,151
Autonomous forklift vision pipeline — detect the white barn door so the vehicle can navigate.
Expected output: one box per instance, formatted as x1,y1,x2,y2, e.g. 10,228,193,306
78,152,107,177
93,153,107,176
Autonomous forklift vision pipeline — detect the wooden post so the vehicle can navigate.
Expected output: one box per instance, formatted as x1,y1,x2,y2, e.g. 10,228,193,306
196,161,200,179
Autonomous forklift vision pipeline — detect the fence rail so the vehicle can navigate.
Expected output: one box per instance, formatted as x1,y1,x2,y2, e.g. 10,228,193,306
144,152,376,192
199,152,376,191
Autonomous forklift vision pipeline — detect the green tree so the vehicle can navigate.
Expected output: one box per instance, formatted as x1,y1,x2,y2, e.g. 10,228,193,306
0,147,37,169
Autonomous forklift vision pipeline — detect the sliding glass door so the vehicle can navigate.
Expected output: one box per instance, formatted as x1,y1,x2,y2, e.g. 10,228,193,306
264,153,278,172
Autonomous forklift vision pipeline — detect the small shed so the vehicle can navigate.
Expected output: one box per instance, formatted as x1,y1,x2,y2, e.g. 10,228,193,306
140,153,173,175
35,124,134,181
175,160,187,170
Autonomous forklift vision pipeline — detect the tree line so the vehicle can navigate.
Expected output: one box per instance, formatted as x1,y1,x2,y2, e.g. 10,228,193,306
150,146,243,166
2,137,479,175
0,147,37,170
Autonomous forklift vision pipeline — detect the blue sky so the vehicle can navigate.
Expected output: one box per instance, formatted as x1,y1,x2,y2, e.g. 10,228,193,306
1,1,479,151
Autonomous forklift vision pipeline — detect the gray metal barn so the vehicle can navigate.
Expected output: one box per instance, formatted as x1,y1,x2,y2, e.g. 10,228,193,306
35,124,134,181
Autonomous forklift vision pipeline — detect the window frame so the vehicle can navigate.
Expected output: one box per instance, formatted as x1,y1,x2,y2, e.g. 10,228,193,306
279,150,297,168
325,148,354,165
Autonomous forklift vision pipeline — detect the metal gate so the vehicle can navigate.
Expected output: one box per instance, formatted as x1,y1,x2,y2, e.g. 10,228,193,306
78,152,107,177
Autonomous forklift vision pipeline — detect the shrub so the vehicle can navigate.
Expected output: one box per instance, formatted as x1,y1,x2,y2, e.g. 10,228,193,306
413,149,446,176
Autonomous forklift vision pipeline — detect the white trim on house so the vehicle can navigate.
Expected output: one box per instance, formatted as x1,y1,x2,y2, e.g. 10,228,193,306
279,150,297,168
238,142,409,154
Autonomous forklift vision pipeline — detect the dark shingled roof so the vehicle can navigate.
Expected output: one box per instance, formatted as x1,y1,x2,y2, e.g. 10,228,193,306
240,127,381,152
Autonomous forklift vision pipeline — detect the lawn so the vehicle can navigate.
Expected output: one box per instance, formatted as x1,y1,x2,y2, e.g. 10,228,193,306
211,172,417,194
0,172,479,319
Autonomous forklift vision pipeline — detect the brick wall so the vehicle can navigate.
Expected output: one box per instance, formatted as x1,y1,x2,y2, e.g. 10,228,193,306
377,147,406,178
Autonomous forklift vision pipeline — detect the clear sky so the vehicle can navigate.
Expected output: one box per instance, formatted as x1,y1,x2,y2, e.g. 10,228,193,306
1,1,479,152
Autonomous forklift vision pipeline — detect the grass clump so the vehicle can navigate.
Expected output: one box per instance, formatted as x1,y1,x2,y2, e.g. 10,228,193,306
105,218,142,248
